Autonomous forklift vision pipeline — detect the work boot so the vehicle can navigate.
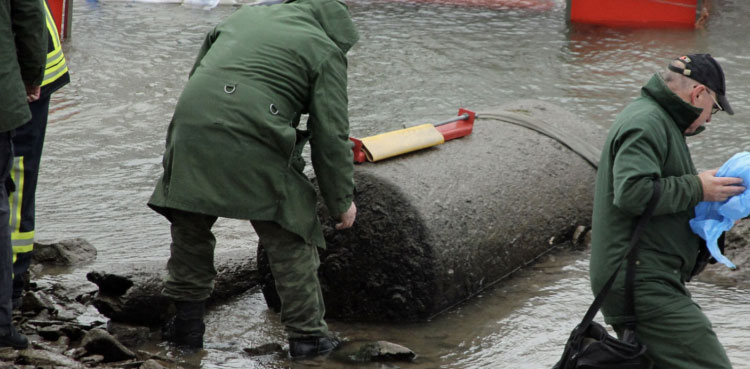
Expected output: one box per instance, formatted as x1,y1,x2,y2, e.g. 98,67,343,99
163,300,206,349
0,325,28,350
289,335,341,360
11,271,27,311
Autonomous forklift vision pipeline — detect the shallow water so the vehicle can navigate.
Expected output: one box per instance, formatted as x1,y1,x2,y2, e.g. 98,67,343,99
37,0,750,367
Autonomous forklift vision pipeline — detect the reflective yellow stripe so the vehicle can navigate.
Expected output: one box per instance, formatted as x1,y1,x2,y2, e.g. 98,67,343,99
12,230,34,263
9,157,33,254
41,0,67,87
43,61,68,86
9,157,24,235
43,1,60,48
12,244,34,254
12,230,34,248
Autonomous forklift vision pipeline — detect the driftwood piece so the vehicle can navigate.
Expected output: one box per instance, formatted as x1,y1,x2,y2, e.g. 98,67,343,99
86,250,258,326
259,100,604,321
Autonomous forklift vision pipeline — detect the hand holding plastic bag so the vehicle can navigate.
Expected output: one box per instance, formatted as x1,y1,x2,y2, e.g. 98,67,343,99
689,152,750,269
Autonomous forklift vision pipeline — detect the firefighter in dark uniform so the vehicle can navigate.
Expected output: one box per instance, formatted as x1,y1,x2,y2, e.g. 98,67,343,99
10,0,70,309
0,0,47,349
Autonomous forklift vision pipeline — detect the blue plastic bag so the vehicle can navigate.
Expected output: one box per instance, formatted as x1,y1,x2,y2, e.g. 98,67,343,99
689,152,750,269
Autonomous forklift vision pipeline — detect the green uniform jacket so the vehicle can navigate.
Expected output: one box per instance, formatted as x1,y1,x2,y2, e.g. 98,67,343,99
590,74,706,325
149,0,359,249
0,0,47,132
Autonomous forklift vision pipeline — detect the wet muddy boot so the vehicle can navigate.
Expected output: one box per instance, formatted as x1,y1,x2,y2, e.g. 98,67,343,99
0,325,28,350
163,300,206,349
289,335,341,360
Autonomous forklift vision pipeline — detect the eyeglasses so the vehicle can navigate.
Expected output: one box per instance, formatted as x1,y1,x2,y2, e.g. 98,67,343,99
705,88,723,115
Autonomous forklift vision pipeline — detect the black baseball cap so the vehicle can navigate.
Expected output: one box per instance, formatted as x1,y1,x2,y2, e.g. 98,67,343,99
668,54,734,115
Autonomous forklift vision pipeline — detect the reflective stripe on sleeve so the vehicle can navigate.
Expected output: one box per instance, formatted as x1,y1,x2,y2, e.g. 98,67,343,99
8,157,24,236
12,230,35,253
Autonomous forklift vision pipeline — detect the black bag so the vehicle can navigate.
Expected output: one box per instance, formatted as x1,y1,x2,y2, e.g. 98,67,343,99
552,181,660,369
688,232,725,280
554,322,647,369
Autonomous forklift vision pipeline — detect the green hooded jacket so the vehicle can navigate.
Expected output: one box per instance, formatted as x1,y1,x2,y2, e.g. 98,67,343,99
0,0,47,132
590,74,706,325
148,0,359,248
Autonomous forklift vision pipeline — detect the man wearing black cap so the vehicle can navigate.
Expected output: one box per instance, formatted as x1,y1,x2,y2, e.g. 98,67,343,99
590,54,741,368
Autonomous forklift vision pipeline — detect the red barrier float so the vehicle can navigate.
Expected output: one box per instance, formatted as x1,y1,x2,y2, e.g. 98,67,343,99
567,0,700,29
47,0,72,40
383,0,556,10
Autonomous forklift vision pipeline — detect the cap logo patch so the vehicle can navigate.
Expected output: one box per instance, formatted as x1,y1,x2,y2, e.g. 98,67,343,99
679,55,692,63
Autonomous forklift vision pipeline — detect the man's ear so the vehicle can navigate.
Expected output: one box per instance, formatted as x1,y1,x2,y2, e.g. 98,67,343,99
689,84,704,105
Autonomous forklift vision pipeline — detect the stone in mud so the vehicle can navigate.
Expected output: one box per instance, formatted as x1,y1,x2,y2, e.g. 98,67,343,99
32,238,97,266
81,328,137,362
107,321,152,348
356,341,416,362
259,100,603,321
22,290,56,313
13,348,86,368
141,359,169,369
243,342,284,356
80,354,105,365
29,336,71,355
87,250,258,326
332,340,416,362
0,347,20,362
37,324,66,341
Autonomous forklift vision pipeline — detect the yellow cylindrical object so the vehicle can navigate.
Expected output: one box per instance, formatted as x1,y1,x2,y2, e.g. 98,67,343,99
361,124,445,162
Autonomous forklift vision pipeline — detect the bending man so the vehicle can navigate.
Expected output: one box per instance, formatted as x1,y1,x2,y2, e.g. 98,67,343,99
148,0,358,360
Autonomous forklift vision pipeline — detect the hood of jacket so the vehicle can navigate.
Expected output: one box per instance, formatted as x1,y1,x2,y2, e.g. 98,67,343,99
641,73,705,135
290,0,359,54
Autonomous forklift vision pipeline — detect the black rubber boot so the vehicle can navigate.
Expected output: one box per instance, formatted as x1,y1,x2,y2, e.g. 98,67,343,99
289,335,341,360
163,300,206,349
0,325,29,350
11,271,28,311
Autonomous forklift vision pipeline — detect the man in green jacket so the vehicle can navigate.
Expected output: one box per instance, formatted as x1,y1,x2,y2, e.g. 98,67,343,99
0,0,47,350
148,0,358,359
590,54,743,368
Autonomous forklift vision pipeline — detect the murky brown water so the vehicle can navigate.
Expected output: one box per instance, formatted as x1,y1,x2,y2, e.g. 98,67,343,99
37,0,750,367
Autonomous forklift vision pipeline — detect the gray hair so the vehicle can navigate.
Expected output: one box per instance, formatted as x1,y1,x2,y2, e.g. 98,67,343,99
661,60,695,91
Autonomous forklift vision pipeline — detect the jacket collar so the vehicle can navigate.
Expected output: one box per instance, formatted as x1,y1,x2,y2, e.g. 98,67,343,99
641,74,704,135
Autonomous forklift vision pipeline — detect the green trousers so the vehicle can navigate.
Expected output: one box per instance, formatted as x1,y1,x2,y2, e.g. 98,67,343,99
614,302,732,369
163,209,328,339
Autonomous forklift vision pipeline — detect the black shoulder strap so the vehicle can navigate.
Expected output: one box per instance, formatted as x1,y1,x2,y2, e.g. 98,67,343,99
624,180,661,330
579,180,661,331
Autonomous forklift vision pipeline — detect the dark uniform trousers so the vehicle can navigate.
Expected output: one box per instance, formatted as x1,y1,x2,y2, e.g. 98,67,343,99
163,209,329,338
10,95,51,299
613,298,732,369
0,132,15,333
